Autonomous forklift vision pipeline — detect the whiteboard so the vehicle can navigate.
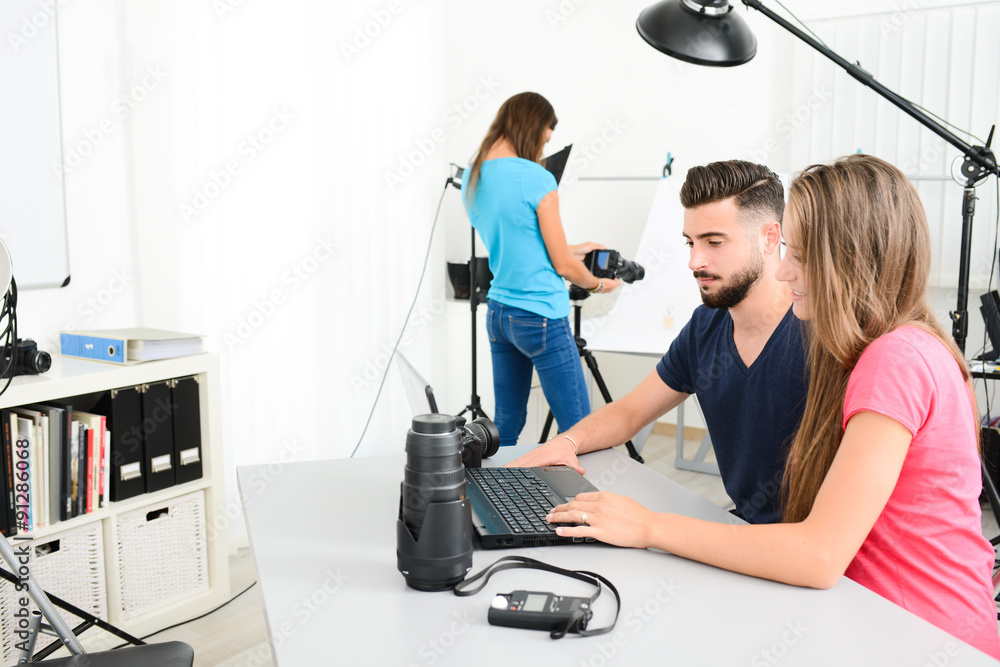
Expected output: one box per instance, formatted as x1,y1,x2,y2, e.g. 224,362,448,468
583,177,701,355
583,173,792,356
0,0,70,289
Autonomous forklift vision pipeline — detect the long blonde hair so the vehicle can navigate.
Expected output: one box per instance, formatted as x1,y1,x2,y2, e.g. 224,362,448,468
463,92,557,206
782,154,972,523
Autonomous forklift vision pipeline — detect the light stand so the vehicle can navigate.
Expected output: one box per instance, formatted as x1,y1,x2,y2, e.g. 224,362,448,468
461,221,490,421
447,168,489,421
538,286,644,463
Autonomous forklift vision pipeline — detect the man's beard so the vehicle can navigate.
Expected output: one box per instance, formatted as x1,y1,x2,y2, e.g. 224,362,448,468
695,251,764,310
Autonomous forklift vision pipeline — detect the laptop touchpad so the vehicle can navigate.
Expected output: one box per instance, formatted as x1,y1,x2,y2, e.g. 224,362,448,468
536,466,598,500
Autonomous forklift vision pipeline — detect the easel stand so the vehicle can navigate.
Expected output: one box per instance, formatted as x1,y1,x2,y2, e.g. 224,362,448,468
539,286,644,463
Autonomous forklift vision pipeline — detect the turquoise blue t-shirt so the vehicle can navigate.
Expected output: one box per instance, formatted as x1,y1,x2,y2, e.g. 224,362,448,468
461,158,568,319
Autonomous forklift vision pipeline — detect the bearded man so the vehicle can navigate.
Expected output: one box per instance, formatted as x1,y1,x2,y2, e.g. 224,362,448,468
509,160,807,524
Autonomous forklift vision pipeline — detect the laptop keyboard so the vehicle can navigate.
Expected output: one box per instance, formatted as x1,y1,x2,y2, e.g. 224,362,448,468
467,467,559,534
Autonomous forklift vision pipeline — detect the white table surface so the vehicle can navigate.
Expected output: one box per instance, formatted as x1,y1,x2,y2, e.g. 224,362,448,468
238,446,999,666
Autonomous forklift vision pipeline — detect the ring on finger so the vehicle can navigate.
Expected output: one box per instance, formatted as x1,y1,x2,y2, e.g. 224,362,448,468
581,511,588,525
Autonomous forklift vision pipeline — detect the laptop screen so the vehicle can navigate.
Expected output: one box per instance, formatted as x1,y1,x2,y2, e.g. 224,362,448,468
395,352,439,415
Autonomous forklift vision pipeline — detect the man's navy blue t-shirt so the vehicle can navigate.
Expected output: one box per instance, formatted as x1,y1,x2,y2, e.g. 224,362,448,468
656,305,808,524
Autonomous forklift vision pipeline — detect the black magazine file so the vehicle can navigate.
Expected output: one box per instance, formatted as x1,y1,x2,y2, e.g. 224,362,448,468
97,386,145,502
172,376,203,484
142,381,176,493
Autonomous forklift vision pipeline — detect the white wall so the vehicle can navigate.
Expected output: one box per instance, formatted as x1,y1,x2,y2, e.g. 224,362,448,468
9,0,1000,550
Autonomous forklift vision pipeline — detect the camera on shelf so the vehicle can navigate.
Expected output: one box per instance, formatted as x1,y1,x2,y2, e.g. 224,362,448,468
583,249,645,284
2,338,51,376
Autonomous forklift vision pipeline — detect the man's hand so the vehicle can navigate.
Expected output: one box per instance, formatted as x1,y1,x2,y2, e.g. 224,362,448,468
504,436,584,475
547,491,656,549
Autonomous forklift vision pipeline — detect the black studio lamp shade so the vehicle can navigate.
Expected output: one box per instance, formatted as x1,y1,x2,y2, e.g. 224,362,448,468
636,0,757,67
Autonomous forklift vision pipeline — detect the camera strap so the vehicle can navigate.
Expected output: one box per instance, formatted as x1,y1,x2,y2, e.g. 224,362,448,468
453,555,620,639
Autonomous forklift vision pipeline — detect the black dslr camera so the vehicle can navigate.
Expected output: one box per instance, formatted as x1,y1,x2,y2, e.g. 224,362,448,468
456,416,500,469
2,339,51,376
583,249,645,284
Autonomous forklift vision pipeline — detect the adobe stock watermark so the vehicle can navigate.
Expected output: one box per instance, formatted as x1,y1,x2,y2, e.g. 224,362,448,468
40,267,135,355
899,137,948,176
750,620,809,666
737,469,783,524
7,0,71,54
340,0,411,63
746,85,832,165
545,0,590,31
351,292,446,393
208,440,307,542
224,235,339,350
178,106,295,223
880,0,920,37
54,66,168,176
213,0,249,20
240,566,351,667
564,117,630,184
384,77,502,191
408,611,473,666
71,268,135,325
578,243,671,341
11,543,33,655
579,578,681,667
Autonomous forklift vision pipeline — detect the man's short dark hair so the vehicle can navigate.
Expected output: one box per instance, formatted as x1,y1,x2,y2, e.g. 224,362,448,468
680,160,784,226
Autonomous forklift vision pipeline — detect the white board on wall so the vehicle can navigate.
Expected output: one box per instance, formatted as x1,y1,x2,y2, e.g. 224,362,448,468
0,0,71,290
583,176,702,356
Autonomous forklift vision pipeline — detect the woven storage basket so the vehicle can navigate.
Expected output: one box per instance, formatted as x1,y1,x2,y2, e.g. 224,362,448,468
0,522,107,663
115,490,209,621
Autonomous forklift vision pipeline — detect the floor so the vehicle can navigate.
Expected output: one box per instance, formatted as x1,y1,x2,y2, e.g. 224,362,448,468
73,432,1000,665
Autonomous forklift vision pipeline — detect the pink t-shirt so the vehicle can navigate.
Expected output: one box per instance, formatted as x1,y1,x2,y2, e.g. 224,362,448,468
843,326,1000,659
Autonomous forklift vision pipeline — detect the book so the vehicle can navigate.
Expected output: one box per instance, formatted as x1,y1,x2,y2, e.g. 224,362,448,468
72,411,105,515
0,409,13,536
60,328,204,364
69,421,79,517
101,426,110,508
27,404,66,525
86,426,94,514
15,415,33,531
74,422,86,517
6,411,22,533
12,408,49,530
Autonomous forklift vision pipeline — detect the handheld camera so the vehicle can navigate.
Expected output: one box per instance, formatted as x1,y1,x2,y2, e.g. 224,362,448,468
583,249,645,284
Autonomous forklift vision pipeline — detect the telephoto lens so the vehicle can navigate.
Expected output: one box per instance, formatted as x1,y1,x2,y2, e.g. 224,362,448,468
396,414,473,591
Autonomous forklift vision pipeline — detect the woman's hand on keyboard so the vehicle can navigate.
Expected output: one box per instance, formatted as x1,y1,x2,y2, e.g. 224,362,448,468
548,491,655,549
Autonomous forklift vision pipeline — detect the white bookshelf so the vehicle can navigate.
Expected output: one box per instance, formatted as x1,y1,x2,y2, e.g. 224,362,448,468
0,352,229,649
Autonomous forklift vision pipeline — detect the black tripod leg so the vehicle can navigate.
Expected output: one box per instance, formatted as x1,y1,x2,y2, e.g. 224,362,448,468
581,347,644,463
539,411,555,443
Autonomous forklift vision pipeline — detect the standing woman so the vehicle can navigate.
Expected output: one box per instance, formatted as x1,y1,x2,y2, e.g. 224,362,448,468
462,92,620,447
548,154,1000,658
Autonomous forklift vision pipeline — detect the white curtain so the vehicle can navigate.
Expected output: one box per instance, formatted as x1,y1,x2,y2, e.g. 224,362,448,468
786,2,1000,290
122,0,448,546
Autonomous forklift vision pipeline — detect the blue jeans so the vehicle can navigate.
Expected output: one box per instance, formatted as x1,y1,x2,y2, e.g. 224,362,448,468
485,300,590,447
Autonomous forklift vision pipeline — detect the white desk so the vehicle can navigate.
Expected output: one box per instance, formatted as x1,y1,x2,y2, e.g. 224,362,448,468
238,447,998,665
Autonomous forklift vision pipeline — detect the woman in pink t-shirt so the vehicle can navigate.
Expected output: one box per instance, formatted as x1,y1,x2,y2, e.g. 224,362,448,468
548,154,1000,658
